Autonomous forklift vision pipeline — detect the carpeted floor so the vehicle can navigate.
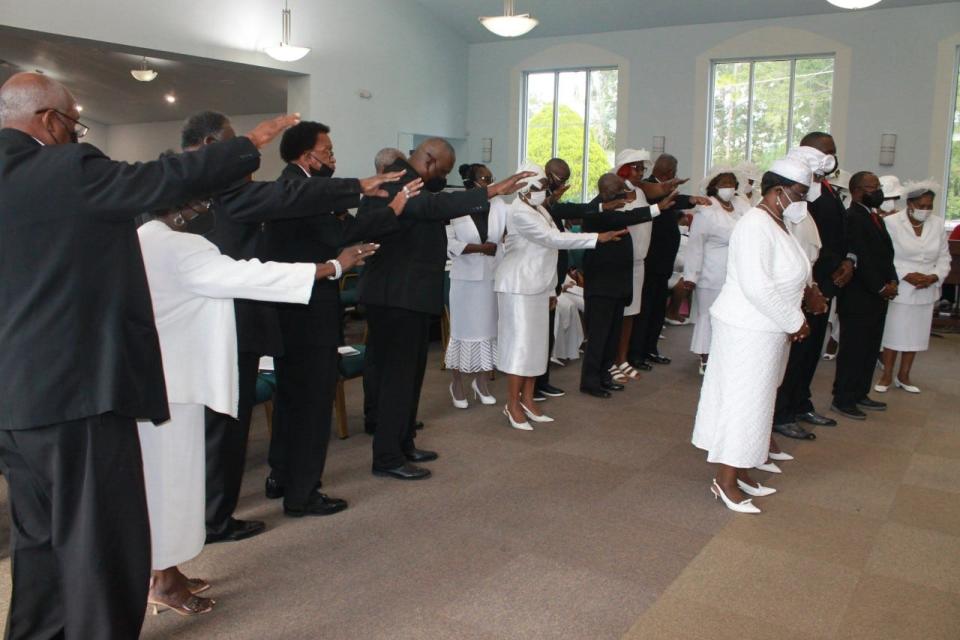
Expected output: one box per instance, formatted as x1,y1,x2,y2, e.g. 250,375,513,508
1,323,958,639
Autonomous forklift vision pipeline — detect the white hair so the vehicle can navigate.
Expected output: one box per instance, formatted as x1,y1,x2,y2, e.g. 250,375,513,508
0,73,72,126
374,147,405,173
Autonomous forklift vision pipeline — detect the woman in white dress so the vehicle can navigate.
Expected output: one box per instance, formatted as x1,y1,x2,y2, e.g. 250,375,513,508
692,158,815,514
137,193,397,614
494,162,624,430
553,271,585,361
445,163,505,408
875,181,950,393
682,168,749,374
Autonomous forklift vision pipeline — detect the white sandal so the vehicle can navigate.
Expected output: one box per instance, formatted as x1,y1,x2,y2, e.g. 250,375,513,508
608,366,628,383
616,362,641,380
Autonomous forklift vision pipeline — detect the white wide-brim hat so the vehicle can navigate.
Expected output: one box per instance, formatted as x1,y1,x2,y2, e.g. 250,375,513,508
879,175,904,199
614,148,651,173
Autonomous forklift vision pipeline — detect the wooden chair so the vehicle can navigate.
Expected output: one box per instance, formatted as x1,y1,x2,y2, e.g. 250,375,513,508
255,370,277,434
333,344,366,439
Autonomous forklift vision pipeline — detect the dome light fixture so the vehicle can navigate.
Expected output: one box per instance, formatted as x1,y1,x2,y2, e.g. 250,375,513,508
164,93,176,104
265,0,310,62
826,0,882,9
480,0,539,38
130,56,158,82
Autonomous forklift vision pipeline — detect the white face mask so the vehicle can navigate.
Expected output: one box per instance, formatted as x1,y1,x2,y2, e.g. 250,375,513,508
717,187,736,202
806,181,822,203
780,190,808,224
820,154,837,176
525,190,546,207
879,199,898,213
910,208,931,223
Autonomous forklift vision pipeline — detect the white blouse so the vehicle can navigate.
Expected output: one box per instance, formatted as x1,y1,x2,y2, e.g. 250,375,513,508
683,196,748,290
624,179,655,263
446,197,507,282
884,211,951,305
710,208,811,335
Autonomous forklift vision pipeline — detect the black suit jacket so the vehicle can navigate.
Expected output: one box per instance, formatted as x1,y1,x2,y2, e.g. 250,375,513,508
809,182,850,298
261,163,400,347
546,201,600,292
643,177,695,276
358,159,489,315
838,203,897,317
206,169,363,354
581,200,654,300
0,129,260,429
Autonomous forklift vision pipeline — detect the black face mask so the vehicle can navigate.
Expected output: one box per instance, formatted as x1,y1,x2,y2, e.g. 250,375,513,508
863,189,885,209
311,164,334,178
183,211,216,236
424,177,447,193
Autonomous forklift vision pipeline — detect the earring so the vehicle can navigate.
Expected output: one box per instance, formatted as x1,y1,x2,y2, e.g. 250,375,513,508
173,213,185,227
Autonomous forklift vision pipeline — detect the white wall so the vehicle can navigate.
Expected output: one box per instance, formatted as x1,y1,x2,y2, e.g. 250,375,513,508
465,3,960,199
105,113,285,179
1,0,470,177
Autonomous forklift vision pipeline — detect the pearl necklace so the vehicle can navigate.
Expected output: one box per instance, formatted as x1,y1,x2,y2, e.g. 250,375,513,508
758,203,783,222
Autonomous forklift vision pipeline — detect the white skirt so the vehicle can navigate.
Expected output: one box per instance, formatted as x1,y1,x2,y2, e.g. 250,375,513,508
882,301,934,352
553,293,584,360
497,290,550,377
690,287,721,355
137,403,206,570
623,261,645,316
446,278,498,372
692,318,790,468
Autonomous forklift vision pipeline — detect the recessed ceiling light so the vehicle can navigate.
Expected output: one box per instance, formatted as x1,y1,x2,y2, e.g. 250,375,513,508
164,93,176,104
76,105,83,112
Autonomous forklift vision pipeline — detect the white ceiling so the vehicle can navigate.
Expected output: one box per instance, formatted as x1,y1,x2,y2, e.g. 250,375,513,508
0,26,300,125
415,0,957,43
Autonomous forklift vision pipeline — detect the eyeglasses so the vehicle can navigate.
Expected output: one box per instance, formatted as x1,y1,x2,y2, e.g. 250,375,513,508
35,108,90,139
476,175,494,184
548,171,569,186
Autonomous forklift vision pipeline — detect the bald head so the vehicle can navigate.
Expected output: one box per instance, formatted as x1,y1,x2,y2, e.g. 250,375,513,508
652,154,678,181
0,72,79,144
409,137,456,183
598,173,626,200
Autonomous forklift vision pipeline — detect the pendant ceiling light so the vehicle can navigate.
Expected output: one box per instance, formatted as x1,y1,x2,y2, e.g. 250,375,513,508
265,0,310,62
826,0,882,8
480,0,539,38
130,56,158,82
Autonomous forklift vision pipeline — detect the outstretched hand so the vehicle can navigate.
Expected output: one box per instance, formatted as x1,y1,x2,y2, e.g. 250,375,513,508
388,178,423,215
245,113,301,149
659,189,679,211
487,172,536,198
597,229,629,243
359,171,406,198
689,196,712,207
337,243,379,271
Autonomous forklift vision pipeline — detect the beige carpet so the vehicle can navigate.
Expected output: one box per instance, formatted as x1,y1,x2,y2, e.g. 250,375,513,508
1,323,957,639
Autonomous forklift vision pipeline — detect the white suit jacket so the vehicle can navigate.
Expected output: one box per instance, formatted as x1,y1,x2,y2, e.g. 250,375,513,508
446,197,508,282
884,211,951,305
683,196,748,290
138,221,315,417
494,199,598,296
624,180,654,263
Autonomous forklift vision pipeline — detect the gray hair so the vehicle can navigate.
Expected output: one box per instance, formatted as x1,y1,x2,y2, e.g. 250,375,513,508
374,147,406,173
0,72,72,126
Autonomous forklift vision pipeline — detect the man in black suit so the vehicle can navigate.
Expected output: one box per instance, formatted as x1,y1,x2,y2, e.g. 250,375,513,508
832,171,898,420
629,154,705,369
180,111,402,542
262,121,412,517
358,139,529,479
0,72,287,640
580,174,670,397
773,133,852,438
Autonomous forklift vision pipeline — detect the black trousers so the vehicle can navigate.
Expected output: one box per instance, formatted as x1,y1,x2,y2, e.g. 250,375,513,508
205,350,259,535
629,270,670,362
580,295,626,390
774,306,831,424
833,310,886,407
364,305,429,469
267,345,338,508
0,413,151,640
536,306,557,388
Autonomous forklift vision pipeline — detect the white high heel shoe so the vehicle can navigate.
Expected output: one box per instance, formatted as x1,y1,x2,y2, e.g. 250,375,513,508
755,461,782,474
520,403,554,423
737,479,777,497
503,406,533,431
711,480,761,514
874,382,889,393
895,378,920,394
449,383,468,409
768,451,794,461
471,379,496,405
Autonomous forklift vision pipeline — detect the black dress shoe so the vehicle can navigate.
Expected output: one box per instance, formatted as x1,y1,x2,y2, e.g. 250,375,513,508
265,476,284,499
646,353,671,365
535,383,565,397
372,463,432,480
857,397,887,411
628,359,653,371
284,493,348,518
404,447,438,463
831,404,867,420
600,381,625,392
580,387,611,399
773,422,816,440
796,410,837,427
532,389,547,402
205,518,266,544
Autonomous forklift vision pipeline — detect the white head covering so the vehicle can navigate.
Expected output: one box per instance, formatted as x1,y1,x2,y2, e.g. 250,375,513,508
699,164,739,195
833,169,852,192
614,148,651,173
902,179,940,202
878,175,904,200
733,161,761,187
769,157,813,187
516,161,546,194
787,146,828,176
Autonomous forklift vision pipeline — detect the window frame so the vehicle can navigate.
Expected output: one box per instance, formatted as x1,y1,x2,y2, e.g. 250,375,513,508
520,66,619,203
706,53,836,167
941,45,960,221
